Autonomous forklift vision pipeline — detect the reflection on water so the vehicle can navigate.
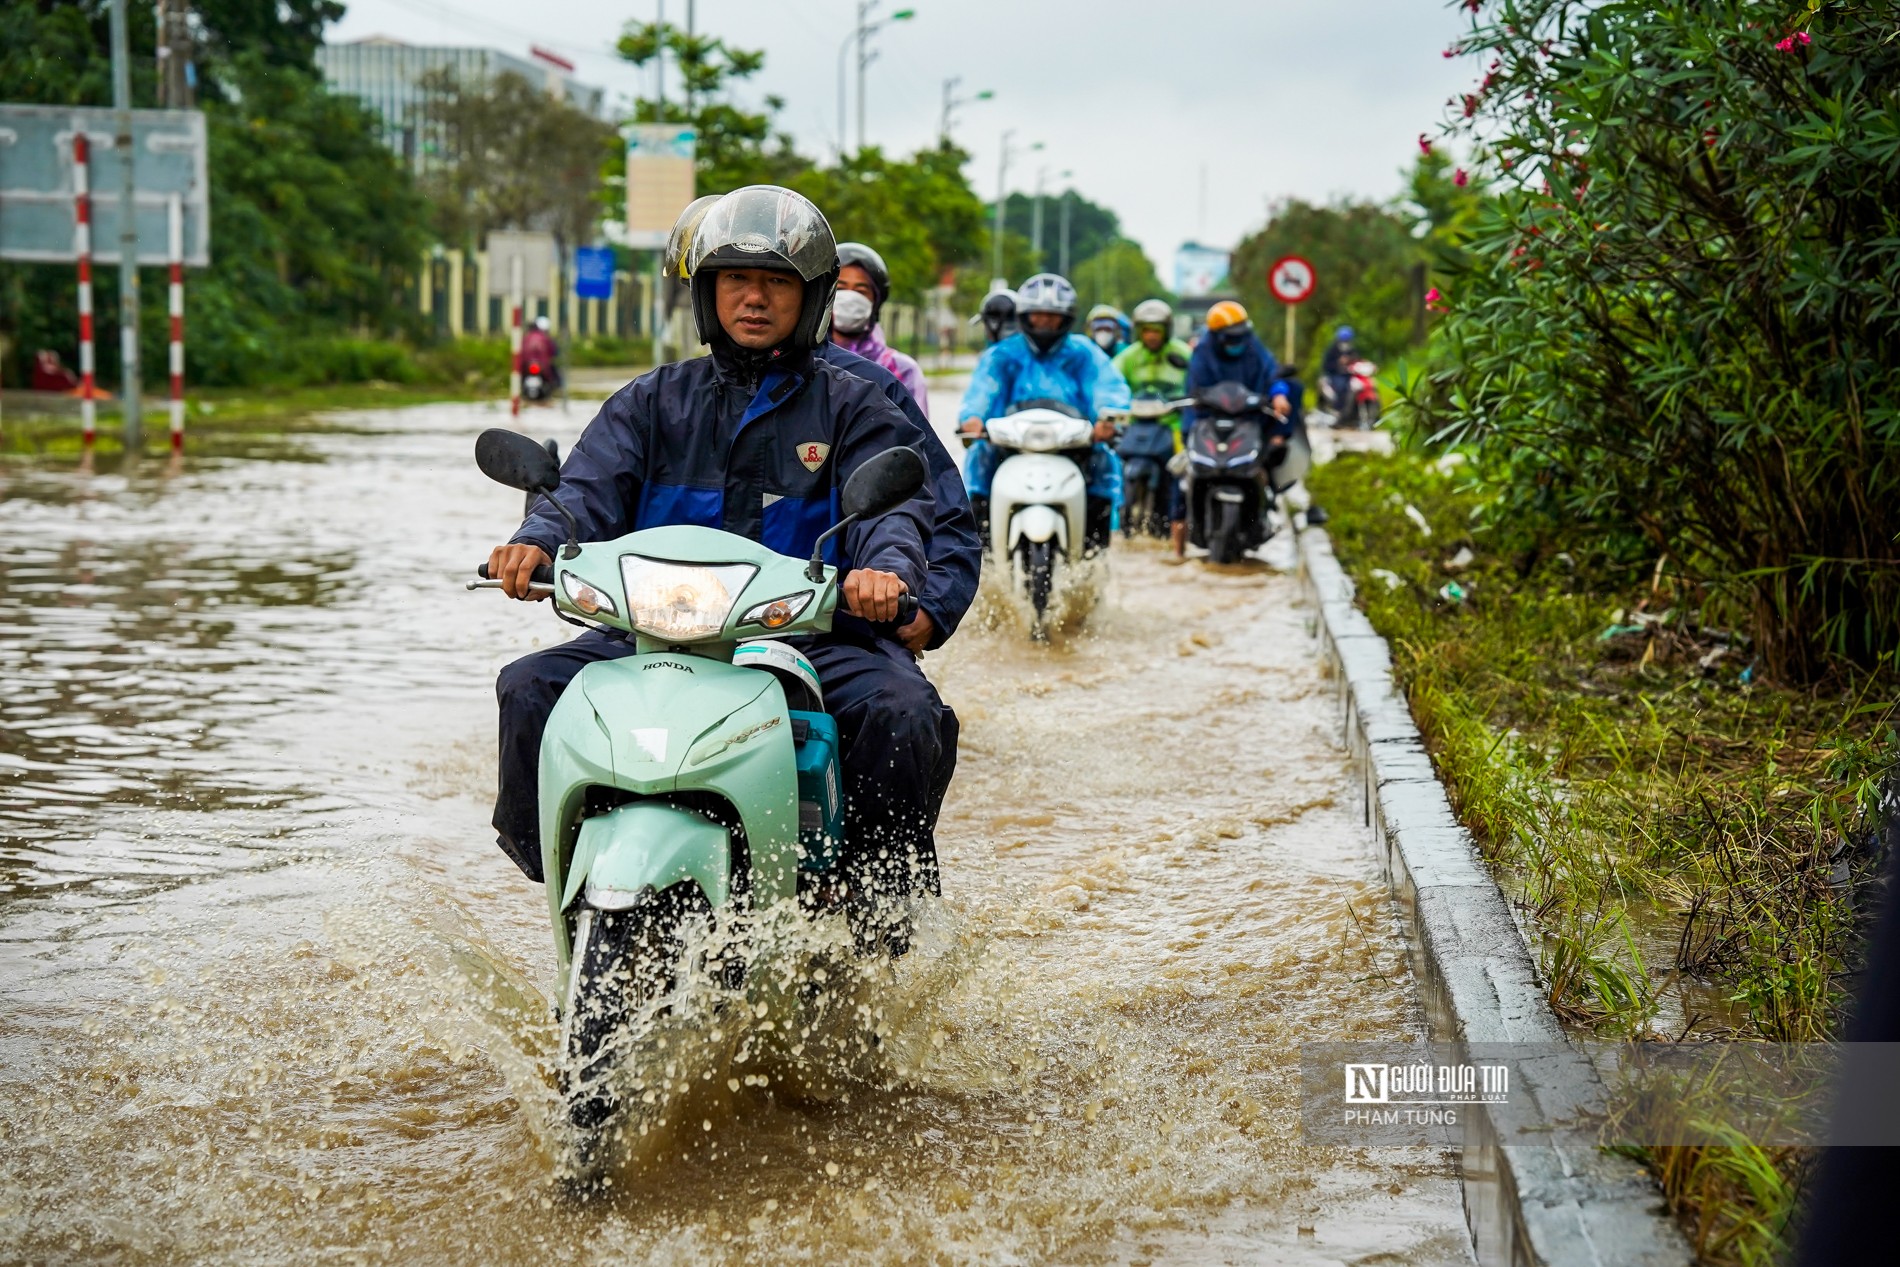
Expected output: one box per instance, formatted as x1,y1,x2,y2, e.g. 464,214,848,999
0,401,1474,1264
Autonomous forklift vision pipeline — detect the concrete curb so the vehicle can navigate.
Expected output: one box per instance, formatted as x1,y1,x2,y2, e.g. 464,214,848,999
1298,528,1694,1267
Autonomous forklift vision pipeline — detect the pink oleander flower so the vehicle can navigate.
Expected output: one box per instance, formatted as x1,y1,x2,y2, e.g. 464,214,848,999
1775,36,1793,51
1798,31,1812,46
1426,287,1443,308
1419,133,1433,155
1454,168,1469,187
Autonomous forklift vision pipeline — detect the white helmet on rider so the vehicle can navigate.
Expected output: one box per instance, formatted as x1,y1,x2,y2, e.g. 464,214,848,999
1015,273,1077,353
533,316,551,332
1131,298,1172,331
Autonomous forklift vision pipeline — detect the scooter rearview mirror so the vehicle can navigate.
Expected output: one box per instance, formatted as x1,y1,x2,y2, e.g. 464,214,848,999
475,428,562,494
840,446,927,522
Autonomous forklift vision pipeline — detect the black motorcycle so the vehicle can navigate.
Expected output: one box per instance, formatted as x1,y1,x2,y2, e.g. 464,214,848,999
1179,382,1311,564
1116,390,1179,539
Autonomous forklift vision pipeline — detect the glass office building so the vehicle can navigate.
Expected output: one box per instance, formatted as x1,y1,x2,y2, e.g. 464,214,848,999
316,38,606,170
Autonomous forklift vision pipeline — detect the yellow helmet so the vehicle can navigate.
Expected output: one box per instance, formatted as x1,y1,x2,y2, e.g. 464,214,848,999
1205,300,1250,332
663,194,723,284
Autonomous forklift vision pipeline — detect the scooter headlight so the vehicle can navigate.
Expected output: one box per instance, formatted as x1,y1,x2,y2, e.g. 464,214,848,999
618,557,758,641
560,570,618,617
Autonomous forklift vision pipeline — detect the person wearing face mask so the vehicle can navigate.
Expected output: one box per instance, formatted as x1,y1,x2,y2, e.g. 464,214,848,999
1086,304,1130,357
829,242,930,416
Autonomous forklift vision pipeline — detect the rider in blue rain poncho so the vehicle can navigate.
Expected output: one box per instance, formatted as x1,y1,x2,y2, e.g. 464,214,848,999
957,273,1132,553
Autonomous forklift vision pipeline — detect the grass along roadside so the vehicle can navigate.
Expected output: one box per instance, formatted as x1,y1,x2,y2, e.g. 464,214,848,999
1306,447,1896,1264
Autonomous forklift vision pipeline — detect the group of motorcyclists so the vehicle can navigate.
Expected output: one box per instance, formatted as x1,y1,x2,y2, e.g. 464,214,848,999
963,282,1345,559
482,181,1368,966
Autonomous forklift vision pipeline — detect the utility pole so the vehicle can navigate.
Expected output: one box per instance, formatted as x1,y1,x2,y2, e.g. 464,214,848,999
940,76,958,146
854,2,915,155
939,77,993,147
683,0,695,114
1059,191,1072,277
1031,166,1045,266
991,128,1014,285
655,0,665,112
111,0,141,453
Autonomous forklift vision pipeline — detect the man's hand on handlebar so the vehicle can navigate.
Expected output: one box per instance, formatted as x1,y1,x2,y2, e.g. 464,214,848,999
1092,418,1119,442
843,568,907,623
488,544,552,601
957,418,984,439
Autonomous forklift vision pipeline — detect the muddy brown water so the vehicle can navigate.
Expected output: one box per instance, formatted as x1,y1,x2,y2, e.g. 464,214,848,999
0,394,1472,1264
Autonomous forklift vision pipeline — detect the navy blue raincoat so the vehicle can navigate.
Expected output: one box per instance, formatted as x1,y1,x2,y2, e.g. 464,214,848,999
512,344,937,637
1186,333,1293,439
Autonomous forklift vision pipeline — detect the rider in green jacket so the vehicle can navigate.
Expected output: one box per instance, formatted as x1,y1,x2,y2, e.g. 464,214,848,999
1112,299,1195,552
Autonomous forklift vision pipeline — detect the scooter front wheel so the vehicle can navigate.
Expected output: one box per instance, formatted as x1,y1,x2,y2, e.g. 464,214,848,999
1023,539,1055,638
560,882,712,1140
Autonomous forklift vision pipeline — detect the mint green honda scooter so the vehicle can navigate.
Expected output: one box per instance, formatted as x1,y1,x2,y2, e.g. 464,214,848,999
466,429,927,1160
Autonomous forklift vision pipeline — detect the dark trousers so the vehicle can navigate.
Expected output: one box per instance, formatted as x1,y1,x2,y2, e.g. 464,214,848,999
493,629,953,894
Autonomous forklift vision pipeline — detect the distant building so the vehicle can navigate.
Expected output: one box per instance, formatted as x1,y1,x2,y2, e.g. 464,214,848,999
316,37,606,170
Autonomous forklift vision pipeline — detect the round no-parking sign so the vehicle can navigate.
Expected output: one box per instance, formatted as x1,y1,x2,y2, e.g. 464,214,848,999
1268,254,1316,304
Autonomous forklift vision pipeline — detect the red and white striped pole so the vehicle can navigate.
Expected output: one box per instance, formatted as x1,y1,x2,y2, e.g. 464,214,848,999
167,195,184,453
73,132,97,452
507,255,524,417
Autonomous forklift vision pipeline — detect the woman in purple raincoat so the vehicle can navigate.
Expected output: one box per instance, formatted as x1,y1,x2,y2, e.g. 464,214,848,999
829,242,930,417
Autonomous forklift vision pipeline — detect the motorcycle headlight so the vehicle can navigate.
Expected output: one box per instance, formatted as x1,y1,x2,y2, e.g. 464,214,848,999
560,570,618,617
1225,450,1260,468
618,557,758,641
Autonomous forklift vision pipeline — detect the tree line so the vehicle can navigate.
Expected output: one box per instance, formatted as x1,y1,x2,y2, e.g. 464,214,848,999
0,4,1173,390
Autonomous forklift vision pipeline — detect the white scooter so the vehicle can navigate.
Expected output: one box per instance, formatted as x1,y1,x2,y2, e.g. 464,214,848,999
983,405,1096,638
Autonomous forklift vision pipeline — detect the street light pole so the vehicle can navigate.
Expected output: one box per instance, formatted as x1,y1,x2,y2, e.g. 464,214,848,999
939,77,993,147
110,0,140,453
1059,189,1072,277
991,127,1015,285
852,3,915,155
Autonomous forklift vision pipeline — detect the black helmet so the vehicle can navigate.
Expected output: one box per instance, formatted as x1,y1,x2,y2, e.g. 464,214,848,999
1015,272,1078,353
687,185,840,352
975,288,1018,344
835,242,891,317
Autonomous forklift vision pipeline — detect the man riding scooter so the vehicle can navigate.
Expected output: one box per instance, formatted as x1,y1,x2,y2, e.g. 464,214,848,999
957,273,1132,554
487,185,967,931
1111,298,1192,542
1321,324,1358,422
664,199,978,662
1182,302,1290,556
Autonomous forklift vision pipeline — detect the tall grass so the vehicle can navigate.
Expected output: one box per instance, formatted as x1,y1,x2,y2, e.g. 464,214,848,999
1309,449,1896,1263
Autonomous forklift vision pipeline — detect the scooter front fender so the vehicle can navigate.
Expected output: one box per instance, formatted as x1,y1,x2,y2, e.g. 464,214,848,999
564,800,730,913
1008,502,1067,549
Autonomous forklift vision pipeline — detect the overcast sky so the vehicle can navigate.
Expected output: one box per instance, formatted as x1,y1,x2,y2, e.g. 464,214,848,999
331,0,1477,280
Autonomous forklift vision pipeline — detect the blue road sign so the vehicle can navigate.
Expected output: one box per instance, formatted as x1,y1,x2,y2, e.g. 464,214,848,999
574,246,615,300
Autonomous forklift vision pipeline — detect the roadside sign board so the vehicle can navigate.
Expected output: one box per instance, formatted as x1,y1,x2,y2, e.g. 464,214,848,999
1268,254,1316,305
485,229,555,297
0,104,208,265
574,245,614,300
624,124,696,251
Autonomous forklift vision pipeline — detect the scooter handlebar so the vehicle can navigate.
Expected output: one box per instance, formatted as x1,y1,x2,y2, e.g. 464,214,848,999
468,561,555,594
476,561,554,584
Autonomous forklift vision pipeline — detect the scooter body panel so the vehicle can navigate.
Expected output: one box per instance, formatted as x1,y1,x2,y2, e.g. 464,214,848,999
992,452,1086,564
539,653,801,969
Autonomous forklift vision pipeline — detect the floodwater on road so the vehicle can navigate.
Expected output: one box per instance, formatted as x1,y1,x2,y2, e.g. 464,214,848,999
0,391,1471,1265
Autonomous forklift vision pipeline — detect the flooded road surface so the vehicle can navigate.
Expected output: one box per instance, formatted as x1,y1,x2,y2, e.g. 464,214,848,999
0,392,1472,1264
